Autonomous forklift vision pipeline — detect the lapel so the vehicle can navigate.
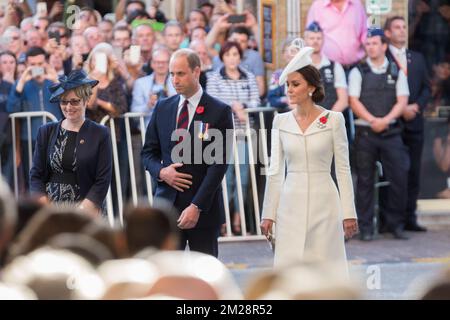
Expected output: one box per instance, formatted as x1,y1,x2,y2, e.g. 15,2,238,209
281,110,331,136
406,50,412,66
188,92,208,135
169,96,181,149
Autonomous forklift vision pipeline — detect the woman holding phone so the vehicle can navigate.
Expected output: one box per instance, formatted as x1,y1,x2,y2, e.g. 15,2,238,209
83,43,128,122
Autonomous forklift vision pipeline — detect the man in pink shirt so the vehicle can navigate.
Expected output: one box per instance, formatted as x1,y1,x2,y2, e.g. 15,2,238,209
306,0,368,68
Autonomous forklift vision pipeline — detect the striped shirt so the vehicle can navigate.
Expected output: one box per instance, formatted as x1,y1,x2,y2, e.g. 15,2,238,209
206,67,260,130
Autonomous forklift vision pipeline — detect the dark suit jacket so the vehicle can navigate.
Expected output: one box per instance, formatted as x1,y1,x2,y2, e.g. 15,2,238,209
30,119,112,208
387,49,431,132
141,92,233,228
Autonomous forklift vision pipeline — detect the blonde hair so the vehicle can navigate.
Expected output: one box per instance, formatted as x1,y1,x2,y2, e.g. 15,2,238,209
61,84,93,103
84,42,115,82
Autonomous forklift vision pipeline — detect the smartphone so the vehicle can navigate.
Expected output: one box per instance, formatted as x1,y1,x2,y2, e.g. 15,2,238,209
113,46,123,60
31,66,45,78
227,14,246,24
37,2,47,17
129,45,141,65
48,31,60,45
95,52,108,74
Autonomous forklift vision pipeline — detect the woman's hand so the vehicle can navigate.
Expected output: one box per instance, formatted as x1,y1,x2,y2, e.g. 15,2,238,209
343,218,358,240
37,195,49,206
78,198,100,217
260,218,274,238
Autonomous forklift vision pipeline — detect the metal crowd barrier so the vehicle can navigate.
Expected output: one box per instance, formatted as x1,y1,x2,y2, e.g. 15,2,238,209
3,108,279,240
9,111,58,198
100,112,153,227
100,107,278,240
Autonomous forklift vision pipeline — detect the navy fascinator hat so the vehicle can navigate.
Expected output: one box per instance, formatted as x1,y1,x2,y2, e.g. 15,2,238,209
49,69,99,103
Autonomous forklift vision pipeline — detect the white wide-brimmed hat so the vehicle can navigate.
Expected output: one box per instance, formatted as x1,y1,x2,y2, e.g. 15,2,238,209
279,38,314,86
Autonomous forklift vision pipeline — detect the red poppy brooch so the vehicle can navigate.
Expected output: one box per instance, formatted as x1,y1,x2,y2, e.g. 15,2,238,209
317,113,330,129
196,105,205,114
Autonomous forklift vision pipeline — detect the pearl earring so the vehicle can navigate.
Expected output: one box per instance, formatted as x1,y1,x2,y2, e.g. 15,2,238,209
309,92,313,97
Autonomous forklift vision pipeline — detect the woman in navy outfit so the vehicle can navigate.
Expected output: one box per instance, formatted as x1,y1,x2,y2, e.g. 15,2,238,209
30,70,112,216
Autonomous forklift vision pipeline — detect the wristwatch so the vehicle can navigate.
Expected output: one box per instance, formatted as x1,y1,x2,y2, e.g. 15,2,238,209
191,203,202,212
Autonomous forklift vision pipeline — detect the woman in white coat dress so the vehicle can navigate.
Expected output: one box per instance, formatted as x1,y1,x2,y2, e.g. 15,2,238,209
260,41,358,275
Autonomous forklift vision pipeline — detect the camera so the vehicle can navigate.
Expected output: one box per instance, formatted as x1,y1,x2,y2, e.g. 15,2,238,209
48,30,60,45
227,14,246,24
31,66,44,78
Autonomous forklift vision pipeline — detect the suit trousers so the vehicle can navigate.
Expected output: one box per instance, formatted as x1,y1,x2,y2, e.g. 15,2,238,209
354,128,410,233
179,226,220,257
402,129,424,225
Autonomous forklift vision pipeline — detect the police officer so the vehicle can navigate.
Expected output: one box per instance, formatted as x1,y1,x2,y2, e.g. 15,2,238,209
348,28,410,241
384,16,431,232
304,21,349,112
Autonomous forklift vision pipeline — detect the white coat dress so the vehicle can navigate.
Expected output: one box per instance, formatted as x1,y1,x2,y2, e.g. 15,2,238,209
262,109,357,275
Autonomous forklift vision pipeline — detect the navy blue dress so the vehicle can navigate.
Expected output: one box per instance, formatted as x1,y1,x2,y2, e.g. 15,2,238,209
46,127,81,205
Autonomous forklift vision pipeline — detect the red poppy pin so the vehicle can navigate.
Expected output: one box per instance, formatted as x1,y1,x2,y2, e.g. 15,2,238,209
196,106,205,114
317,113,330,129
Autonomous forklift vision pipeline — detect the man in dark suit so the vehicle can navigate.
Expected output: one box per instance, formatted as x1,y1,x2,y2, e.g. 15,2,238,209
384,16,431,232
141,49,233,257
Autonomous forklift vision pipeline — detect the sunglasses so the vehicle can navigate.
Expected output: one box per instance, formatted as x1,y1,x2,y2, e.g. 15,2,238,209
60,98,82,106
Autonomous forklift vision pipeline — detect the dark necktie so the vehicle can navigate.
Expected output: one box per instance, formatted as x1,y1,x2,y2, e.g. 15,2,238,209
177,99,189,143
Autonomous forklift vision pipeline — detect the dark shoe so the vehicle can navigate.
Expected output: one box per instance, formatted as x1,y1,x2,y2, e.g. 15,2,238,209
404,223,427,232
359,231,373,241
392,228,409,240
378,224,388,234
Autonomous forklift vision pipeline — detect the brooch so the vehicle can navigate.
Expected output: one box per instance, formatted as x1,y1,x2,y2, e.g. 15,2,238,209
317,113,330,129
196,105,205,114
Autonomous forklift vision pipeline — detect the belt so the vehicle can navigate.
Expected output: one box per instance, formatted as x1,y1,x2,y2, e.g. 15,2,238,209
49,172,78,185
356,123,402,137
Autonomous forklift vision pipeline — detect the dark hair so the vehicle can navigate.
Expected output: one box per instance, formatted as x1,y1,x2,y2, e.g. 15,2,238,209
296,65,325,103
219,41,243,62
126,0,145,10
199,2,214,9
126,9,151,24
112,25,132,39
228,26,252,39
0,50,17,68
6,208,94,263
188,9,208,26
25,47,47,60
384,15,405,32
124,203,179,255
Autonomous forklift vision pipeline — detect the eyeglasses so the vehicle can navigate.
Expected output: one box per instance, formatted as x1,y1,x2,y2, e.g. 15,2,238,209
153,60,169,64
60,99,82,106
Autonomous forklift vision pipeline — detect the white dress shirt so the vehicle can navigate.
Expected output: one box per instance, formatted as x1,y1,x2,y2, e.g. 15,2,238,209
177,86,203,129
389,44,407,71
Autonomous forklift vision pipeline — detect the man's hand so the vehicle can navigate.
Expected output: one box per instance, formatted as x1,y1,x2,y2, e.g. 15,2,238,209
370,117,389,133
343,218,358,240
159,163,193,192
177,204,200,229
403,103,419,122
16,66,33,93
148,94,158,109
